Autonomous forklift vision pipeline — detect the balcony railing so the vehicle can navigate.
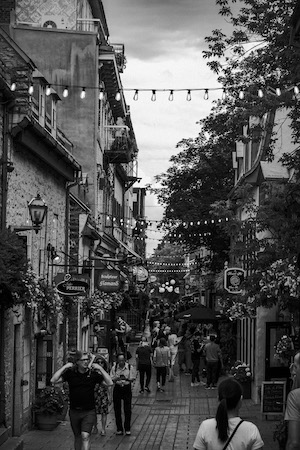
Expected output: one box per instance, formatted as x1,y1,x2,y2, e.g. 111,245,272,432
103,126,133,164
76,18,101,34
111,44,126,73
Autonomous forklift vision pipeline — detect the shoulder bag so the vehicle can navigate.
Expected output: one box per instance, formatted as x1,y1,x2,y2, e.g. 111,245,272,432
222,419,244,450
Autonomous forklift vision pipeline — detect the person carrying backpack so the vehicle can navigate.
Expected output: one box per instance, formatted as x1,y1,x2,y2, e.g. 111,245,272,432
110,352,135,435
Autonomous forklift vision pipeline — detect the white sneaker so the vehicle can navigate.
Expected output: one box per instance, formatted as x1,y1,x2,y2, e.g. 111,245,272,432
194,382,200,386
191,382,195,387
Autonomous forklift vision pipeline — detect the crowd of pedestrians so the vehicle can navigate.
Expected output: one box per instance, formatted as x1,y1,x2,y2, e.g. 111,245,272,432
51,309,283,450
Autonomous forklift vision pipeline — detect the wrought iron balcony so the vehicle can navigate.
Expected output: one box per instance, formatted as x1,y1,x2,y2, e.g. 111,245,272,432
104,125,134,164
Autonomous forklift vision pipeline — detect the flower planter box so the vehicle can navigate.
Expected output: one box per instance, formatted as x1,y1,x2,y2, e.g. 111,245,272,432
35,413,58,431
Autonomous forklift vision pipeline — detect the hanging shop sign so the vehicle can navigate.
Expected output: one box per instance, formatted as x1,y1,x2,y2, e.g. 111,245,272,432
224,267,245,294
55,273,89,296
97,269,120,292
133,265,149,282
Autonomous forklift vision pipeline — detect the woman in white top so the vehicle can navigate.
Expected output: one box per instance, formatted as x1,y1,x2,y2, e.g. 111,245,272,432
167,328,181,381
193,378,264,450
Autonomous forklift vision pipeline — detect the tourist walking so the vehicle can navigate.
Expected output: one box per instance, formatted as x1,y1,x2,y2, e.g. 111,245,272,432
110,353,135,435
167,328,181,381
203,335,223,389
153,337,170,392
193,378,264,449
136,336,152,393
184,327,193,374
190,329,204,387
93,356,112,436
50,350,113,450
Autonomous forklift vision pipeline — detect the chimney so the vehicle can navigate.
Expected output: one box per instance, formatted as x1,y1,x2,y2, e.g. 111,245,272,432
0,0,16,25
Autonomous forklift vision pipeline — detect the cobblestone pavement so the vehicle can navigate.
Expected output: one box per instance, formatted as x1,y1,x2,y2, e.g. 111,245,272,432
23,346,278,449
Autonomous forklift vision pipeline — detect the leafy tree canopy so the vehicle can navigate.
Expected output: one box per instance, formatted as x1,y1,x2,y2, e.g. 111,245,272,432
149,0,300,273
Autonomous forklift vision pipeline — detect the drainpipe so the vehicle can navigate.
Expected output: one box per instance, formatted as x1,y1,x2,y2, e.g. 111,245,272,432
1,104,9,232
64,179,79,359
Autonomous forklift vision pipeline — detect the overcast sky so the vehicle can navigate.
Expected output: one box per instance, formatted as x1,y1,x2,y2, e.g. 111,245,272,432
101,0,232,255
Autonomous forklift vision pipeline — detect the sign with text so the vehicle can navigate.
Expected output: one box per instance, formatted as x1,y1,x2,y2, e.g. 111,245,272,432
97,269,120,292
224,267,245,294
56,273,89,296
261,381,286,416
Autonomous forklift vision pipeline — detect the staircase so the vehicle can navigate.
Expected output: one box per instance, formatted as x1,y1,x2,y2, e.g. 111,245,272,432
0,428,23,450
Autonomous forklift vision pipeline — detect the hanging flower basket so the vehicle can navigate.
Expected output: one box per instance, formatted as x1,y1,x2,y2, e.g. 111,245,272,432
82,290,123,321
230,361,253,383
274,335,294,363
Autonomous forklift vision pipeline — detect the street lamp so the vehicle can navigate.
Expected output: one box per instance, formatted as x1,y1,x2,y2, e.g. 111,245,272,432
13,193,47,233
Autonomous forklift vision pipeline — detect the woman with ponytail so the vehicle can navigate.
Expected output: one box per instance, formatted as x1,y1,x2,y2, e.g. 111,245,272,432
193,378,264,449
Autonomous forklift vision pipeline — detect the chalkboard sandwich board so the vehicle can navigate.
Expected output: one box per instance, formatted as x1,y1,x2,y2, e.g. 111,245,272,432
261,381,286,416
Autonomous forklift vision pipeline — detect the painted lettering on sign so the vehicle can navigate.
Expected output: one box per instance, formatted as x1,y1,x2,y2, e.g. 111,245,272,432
224,267,246,294
56,280,89,296
98,269,120,292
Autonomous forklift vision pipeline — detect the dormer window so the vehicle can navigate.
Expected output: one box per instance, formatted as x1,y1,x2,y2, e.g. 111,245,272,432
45,89,58,137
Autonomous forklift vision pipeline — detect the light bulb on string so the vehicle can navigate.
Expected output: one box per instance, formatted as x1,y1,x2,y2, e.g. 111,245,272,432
239,89,244,100
115,91,121,101
99,89,104,100
80,88,86,99
28,83,34,95
168,90,174,101
258,88,264,98
276,87,281,96
133,89,139,101
10,82,16,91
151,90,156,101
294,85,300,95
222,89,227,100
204,89,209,100
186,90,192,101
63,87,69,98
46,85,51,96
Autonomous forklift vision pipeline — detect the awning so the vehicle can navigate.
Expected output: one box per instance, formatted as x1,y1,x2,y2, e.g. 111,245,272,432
116,239,143,261
175,306,217,322
82,223,102,240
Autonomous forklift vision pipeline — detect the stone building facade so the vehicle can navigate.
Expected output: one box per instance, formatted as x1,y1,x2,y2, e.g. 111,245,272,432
0,26,81,437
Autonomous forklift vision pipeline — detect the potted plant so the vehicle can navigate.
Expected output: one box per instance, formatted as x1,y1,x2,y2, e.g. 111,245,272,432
32,386,65,430
230,360,253,399
273,418,288,450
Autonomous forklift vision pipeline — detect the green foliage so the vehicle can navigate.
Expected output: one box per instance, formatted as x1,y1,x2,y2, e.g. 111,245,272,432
0,228,28,305
32,386,65,416
82,290,123,321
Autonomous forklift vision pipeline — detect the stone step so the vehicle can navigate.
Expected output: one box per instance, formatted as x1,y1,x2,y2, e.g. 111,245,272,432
0,428,9,446
0,437,23,450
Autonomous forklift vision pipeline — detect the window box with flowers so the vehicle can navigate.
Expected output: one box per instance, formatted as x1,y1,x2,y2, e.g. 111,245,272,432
230,360,253,399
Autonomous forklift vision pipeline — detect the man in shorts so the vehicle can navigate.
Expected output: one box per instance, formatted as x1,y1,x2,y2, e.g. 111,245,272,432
51,350,112,450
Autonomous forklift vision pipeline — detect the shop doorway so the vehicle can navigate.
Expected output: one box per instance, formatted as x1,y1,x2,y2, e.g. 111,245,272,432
265,322,291,388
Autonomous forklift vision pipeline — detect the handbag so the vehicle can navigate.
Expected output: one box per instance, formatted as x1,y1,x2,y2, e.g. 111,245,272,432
221,419,244,450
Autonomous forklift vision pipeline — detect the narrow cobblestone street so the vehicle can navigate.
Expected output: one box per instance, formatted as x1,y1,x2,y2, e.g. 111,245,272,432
23,346,277,450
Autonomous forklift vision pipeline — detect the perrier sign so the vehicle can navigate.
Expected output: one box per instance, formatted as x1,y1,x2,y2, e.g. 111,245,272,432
224,267,245,294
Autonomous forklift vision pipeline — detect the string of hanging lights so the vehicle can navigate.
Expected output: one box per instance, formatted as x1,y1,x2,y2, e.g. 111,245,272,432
10,81,300,101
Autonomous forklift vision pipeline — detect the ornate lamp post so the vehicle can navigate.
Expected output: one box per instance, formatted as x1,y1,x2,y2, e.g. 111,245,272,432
13,193,47,233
